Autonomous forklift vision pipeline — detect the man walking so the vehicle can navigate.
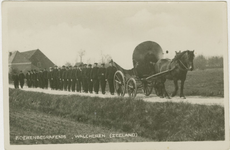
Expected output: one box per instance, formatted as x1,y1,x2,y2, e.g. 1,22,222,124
76,64,83,92
71,65,77,92
53,65,59,90
98,63,106,94
67,66,72,91
34,70,39,88
26,71,31,88
63,66,68,91
82,64,88,93
30,70,34,88
59,66,65,90
106,61,117,95
38,69,43,88
86,64,93,93
12,72,19,89
18,71,25,89
43,68,48,89
91,63,99,94
48,67,54,90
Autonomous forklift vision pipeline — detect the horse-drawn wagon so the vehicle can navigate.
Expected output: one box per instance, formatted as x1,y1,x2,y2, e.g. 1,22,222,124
111,41,176,98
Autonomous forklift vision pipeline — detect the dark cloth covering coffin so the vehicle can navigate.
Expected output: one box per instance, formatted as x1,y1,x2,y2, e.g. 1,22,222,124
132,41,163,78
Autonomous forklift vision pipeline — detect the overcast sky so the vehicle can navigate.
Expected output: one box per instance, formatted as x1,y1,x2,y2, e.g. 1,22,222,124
6,2,227,68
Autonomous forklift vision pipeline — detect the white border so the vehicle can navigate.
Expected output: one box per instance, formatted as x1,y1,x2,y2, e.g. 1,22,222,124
0,1,229,150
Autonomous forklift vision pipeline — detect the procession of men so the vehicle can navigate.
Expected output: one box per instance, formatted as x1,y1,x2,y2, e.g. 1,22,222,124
13,61,117,95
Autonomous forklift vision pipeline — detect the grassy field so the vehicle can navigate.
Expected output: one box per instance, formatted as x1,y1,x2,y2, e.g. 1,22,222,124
164,68,224,97
9,88,224,144
10,106,149,144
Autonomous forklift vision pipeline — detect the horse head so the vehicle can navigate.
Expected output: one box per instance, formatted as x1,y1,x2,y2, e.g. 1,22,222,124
174,50,195,71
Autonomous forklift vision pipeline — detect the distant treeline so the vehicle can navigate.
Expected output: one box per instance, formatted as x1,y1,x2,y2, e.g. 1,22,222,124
194,55,223,70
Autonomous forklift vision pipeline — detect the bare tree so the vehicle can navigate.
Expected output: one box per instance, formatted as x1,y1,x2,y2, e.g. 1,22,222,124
104,54,112,64
87,58,92,64
78,49,86,63
100,50,112,64
65,62,71,67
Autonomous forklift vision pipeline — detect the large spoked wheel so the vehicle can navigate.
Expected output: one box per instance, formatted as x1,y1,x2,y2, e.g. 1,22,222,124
114,71,126,97
127,78,137,98
143,81,153,96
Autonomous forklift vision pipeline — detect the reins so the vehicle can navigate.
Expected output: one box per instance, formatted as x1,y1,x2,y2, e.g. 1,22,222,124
178,60,190,71
171,52,190,71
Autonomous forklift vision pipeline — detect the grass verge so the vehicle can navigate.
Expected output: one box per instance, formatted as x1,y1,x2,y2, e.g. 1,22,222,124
10,88,225,142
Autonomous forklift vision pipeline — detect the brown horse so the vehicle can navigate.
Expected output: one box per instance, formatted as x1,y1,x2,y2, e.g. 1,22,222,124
154,50,195,99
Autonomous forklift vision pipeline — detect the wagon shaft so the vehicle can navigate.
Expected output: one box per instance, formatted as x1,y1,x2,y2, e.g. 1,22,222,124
144,67,176,81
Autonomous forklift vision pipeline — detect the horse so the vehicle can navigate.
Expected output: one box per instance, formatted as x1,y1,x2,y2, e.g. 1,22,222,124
154,50,195,99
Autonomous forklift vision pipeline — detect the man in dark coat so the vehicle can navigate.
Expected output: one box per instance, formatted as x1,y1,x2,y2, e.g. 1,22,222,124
76,64,83,92
67,66,72,92
31,70,35,88
26,71,31,88
30,70,34,88
38,69,43,88
57,67,62,90
98,63,106,94
71,65,77,92
82,64,88,93
34,70,39,88
53,65,59,90
91,63,99,94
42,68,48,89
59,66,65,90
106,61,117,95
48,67,54,90
62,66,68,91
86,64,93,93
12,72,19,89
18,71,25,89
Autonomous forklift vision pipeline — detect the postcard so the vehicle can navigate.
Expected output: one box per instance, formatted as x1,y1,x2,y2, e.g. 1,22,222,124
2,1,229,150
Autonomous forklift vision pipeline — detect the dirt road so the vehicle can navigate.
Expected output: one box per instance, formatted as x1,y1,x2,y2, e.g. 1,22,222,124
9,85,225,106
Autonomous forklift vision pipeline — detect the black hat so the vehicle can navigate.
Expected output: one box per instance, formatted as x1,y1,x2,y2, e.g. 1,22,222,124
101,63,105,66
74,65,77,67
94,63,98,65
62,65,65,67
88,64,92,66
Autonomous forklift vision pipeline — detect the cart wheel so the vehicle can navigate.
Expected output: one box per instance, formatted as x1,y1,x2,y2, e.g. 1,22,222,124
127,78,137,98
143,82,153,96
114,71,126,97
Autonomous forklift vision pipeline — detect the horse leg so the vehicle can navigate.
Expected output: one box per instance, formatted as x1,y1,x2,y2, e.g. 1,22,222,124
180,80,186,99
171,80,178,97
161,82,170,99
